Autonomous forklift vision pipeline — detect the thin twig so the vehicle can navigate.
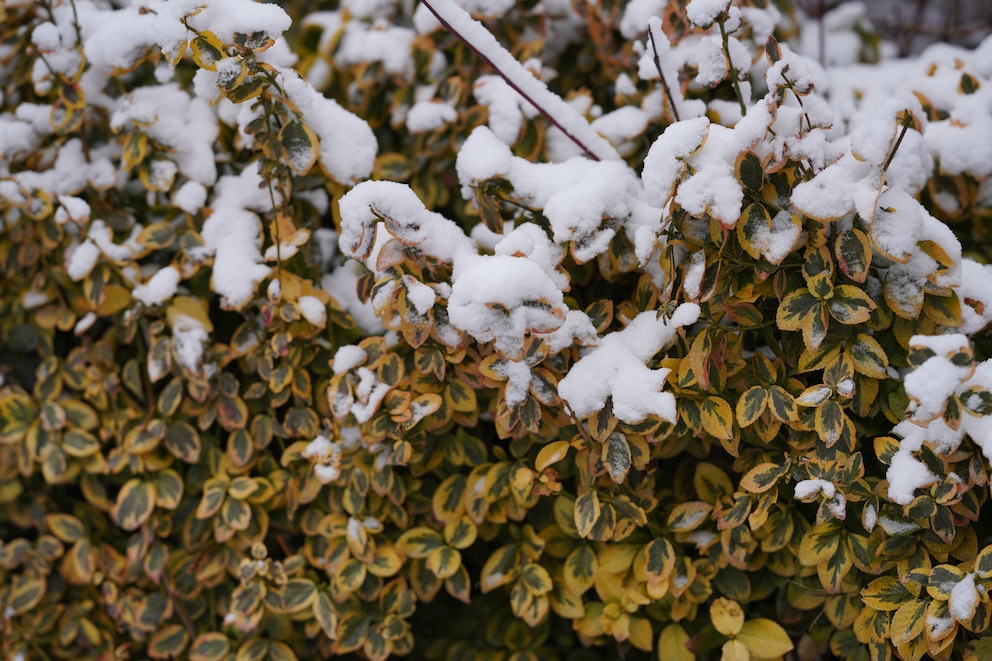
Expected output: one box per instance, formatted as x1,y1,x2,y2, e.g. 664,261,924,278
882,115,912,174
718,19,748,118
647,22,680,123
419,0,618,161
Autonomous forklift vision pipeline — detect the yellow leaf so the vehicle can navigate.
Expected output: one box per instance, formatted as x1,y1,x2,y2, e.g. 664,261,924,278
167,296,214,333
736,619,794,658
721,639,750,661
711,598,745,637
191,31,225,71
658,624,695,661
535,440,570,473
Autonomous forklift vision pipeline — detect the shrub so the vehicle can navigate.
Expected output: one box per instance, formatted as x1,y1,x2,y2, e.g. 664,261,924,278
1,0,992,660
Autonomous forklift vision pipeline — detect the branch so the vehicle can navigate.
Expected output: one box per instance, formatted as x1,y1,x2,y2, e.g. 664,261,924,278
419,0,622,162
647,17,681,123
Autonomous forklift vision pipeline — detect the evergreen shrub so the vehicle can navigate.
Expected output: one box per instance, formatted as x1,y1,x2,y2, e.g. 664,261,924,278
2,0,992,659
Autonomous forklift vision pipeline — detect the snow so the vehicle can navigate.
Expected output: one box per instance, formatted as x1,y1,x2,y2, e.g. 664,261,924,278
949,573,978,622
558,304,700,423
170,313,209,375
419,0,621,162
133,266,181,306
297,295,327,328
406,101,458,132
448,255,566,359
333,345,368,375
794,478,836,500
686,0,731,29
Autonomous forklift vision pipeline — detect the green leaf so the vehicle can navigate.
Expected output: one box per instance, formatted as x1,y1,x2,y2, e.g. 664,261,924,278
426,545,461,579
563,544,598,594
189,633,230,661
835,227,872,283
573,491,601,539
667,501,712,532
700,396,734,440
397,527,444,558
480,544,518,593
891,599,928,646
148,624,190,660
312,591,338,639
736,152,764,192
266,578,317,614
735,386,768,427
815,400,846,446
227,78,265,104
861,576,912,611
280,118,319,176
739,462,789,493
45,513,86,543
153,469,184,509
829,285,877,324
163,421,201,464
190,31,225,71
115,479,156,531
7,575,45,615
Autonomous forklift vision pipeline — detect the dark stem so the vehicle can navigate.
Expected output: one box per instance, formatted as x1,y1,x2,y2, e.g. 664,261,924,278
647,28,680,123
718,19,748,117
882,116,911,174
419,0,601,161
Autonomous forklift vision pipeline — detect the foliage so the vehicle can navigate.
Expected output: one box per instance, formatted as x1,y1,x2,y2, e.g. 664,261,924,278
1,1,992,661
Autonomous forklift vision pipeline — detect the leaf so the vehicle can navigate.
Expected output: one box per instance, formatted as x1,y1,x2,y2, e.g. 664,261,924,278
815,400,846,446
153,470,184,509
445,563,472,604
891,599,928,646
227,78,265,104
148,624,190,660
432,474,467,523
736,152,764,192
700,396,734,440
721,639,749,661
45,513,86,543
280,118,319,176
189,632,231,661
603,433,632,483
138,222,178,250
735,386,768,427
443,518,477,550
862,576,912,611
829,285,877,324
737,618,794,657
835,227,872,283
62,428,100,457
190,31,225,71
312,591,338,639
480,544,518,592
426,545,461,579
574,491,601,539
563,544,598,594
667,501,712,532
535,440,570,473
658,624,695,661
266,579,317,614
798,524,840,566
115,479,156,531
710,598,745,636
739,462,788,493
123,131,149,170
7,575,45,616
164,421,201,463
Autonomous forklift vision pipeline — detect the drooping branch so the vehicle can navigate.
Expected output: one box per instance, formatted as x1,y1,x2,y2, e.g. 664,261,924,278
419,0,622,162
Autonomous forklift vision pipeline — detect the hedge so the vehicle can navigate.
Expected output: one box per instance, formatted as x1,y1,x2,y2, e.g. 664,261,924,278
2,1,992,660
